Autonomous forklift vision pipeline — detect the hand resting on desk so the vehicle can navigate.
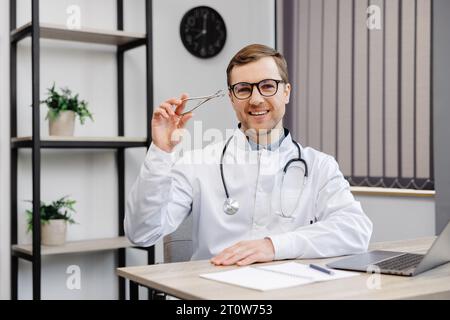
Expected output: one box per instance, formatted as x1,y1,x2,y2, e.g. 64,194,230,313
210,238,275,266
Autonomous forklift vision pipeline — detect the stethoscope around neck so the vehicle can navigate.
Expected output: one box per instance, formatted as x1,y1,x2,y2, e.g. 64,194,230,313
220,133,309,216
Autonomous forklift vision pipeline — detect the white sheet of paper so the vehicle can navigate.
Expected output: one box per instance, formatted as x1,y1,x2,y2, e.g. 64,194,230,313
258,262,360,282
199,262,360,291
200,266,313,291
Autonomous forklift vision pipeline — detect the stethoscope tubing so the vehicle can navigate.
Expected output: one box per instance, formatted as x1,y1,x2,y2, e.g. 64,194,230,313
220,134,308,215
220,136,234,199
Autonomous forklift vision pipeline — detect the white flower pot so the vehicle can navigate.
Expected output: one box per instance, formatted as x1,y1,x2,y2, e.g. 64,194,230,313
49,110,75,136
41,219,67,246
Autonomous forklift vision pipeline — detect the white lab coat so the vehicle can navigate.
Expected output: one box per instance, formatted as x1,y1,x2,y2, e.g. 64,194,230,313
125,127,373,260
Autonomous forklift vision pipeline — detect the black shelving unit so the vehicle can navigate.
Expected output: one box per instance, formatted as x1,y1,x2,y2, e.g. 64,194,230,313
10,0,154,300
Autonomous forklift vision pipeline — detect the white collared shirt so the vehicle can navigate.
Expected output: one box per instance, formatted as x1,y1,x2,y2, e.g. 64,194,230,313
125,128,373,260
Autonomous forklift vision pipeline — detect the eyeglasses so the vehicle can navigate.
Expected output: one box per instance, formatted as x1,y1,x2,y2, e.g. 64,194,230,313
228,79,285,100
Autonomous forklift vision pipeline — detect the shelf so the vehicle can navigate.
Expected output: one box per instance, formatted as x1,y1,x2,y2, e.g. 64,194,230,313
11,22,146,48
11,136,148,149
12,236,133,257
9,1,153,300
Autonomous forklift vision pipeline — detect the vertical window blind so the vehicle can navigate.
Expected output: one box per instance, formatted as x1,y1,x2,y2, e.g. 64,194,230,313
284,0,433,189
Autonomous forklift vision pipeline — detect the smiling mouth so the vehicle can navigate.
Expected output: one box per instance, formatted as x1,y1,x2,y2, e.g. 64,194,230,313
248,110,269,116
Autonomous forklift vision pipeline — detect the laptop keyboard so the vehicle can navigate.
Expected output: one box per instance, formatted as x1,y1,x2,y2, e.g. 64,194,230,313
375,253,424,271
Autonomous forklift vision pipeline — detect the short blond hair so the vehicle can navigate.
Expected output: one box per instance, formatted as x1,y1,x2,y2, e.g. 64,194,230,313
226,44,289,86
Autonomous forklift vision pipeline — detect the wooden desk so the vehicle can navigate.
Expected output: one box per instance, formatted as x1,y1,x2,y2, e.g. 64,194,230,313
117,237,450,300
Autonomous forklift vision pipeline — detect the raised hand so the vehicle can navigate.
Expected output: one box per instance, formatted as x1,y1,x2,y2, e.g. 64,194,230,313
151,93,193,153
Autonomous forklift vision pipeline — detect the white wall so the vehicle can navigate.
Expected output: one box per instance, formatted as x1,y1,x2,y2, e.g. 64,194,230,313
355,195,435,243
0,0,275,299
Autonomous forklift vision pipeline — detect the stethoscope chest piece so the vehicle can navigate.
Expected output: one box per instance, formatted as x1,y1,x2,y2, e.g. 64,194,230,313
223,198,239,215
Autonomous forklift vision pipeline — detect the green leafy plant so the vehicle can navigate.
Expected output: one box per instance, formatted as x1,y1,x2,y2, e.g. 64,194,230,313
25,196,77,233
40,83,94,125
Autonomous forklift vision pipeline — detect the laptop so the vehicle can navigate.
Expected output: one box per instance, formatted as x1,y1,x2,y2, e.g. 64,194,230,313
327,221,450,276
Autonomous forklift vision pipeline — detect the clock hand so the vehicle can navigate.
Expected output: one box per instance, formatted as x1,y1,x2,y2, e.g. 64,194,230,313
202,13,208,32
201,14,208,52
195,15,208,40
194,30,205,39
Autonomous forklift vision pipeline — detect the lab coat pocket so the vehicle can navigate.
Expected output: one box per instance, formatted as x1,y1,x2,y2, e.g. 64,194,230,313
277,190,302,220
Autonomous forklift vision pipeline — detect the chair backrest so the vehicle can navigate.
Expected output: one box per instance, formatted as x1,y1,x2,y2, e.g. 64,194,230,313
163,215,193,263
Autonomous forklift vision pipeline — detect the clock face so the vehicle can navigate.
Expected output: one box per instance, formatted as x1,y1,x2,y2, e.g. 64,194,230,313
180,6,227,58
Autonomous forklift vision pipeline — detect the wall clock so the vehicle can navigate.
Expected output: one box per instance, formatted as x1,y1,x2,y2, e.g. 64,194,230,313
180,6,227,58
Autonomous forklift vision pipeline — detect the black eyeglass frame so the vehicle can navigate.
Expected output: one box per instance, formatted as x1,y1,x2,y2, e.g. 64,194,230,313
228,79,285,100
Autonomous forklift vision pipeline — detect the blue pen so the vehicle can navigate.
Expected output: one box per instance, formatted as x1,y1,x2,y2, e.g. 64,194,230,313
309,264,334,275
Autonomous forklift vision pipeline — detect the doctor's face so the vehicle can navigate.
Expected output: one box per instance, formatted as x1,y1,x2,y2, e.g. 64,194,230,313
228,57,291,134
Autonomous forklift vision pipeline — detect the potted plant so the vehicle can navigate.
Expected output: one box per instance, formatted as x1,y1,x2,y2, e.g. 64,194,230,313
40,83,93,136
26,196,77,246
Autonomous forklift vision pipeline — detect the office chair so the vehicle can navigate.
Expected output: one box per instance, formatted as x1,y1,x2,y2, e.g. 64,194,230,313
163,215,193,263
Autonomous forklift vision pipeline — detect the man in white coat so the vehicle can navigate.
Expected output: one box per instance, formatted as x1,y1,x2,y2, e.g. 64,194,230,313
125,44,373,266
